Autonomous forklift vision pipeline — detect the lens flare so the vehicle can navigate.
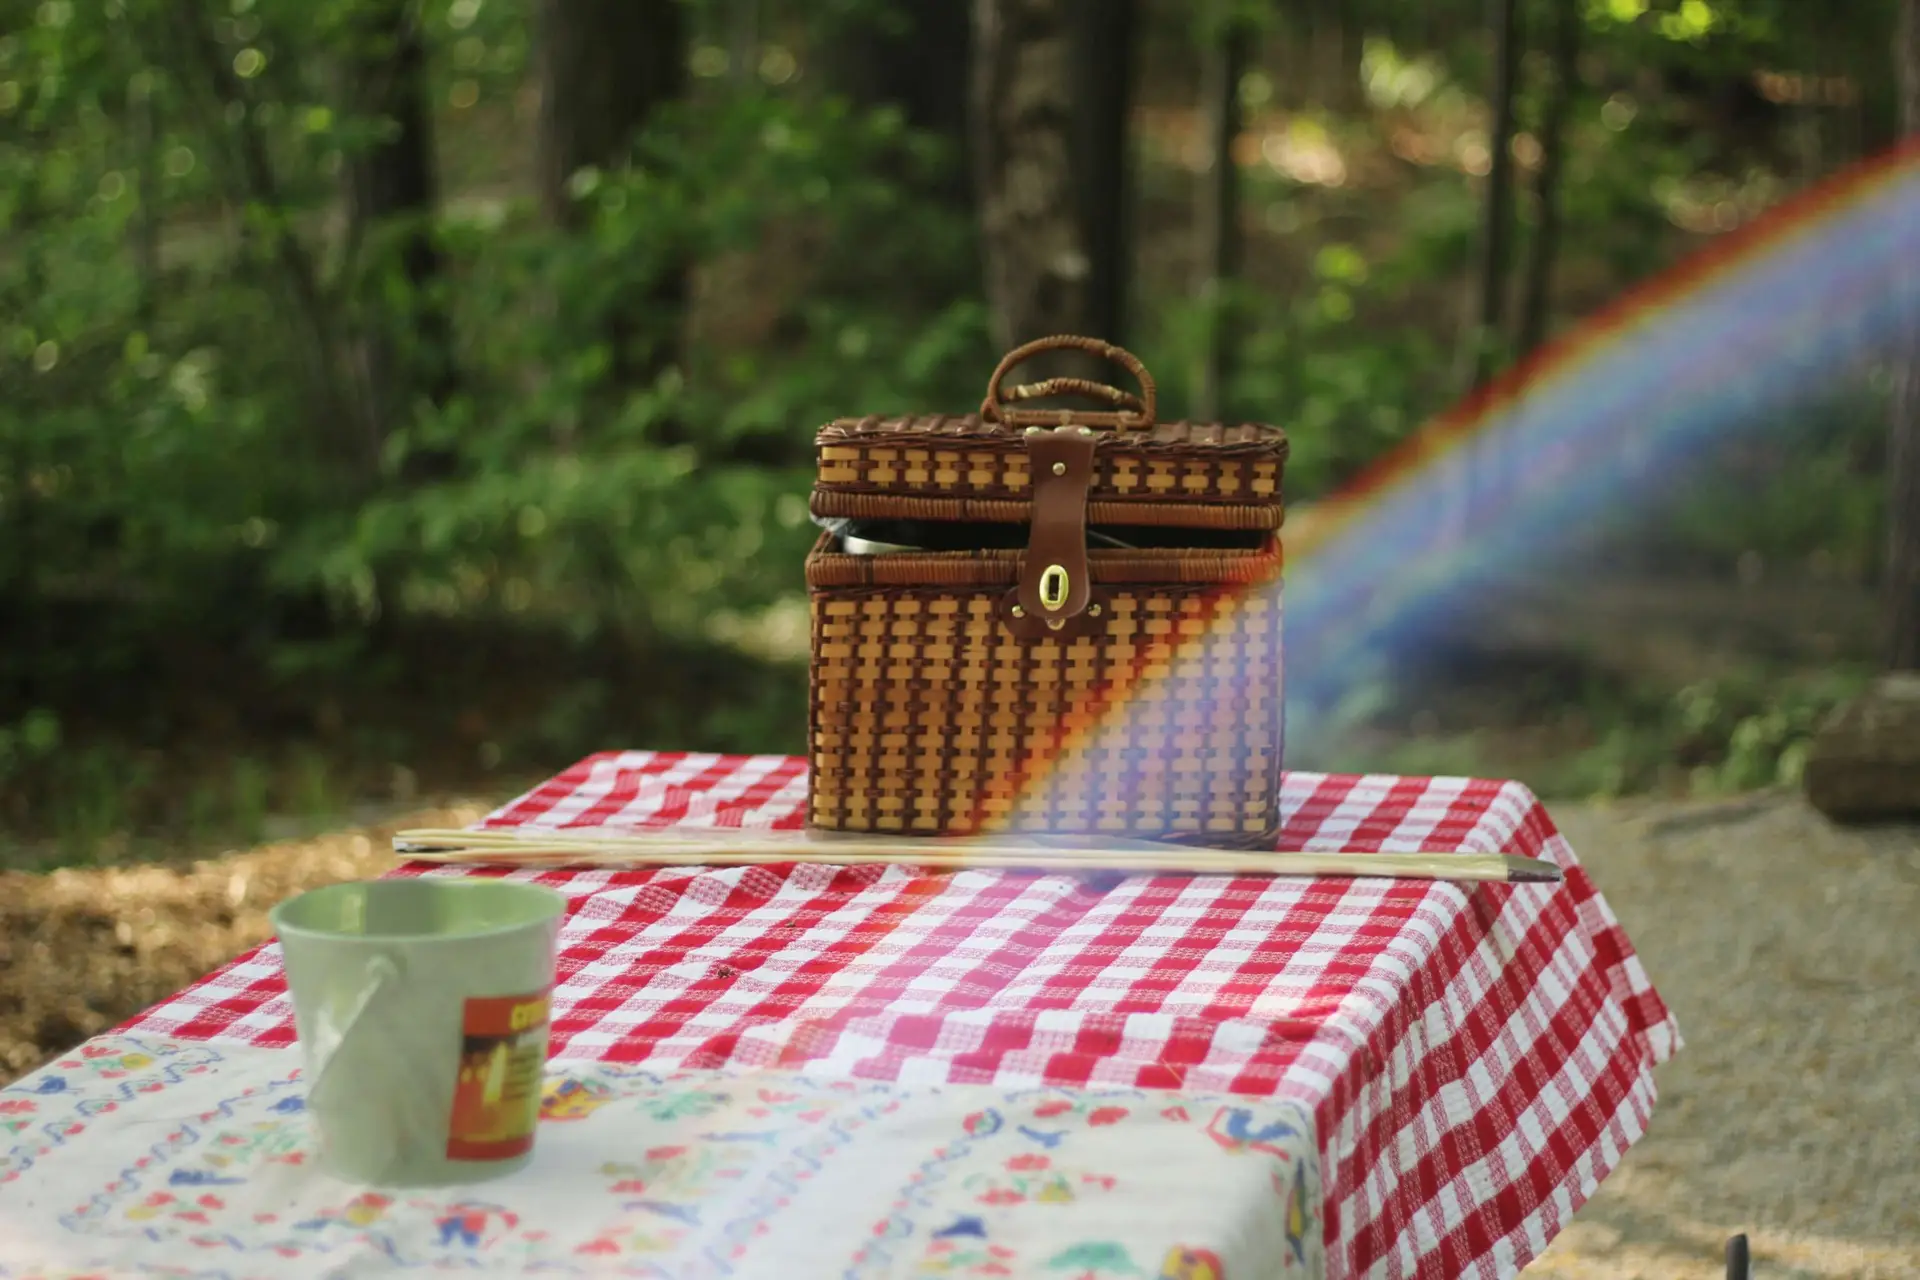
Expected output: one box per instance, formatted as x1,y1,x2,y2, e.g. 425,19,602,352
1014,140,1920,827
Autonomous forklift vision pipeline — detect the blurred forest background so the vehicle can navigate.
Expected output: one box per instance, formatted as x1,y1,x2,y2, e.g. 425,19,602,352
2,0,1914,865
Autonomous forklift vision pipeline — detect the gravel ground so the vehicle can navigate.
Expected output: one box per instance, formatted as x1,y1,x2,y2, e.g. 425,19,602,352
1,791,1914,1276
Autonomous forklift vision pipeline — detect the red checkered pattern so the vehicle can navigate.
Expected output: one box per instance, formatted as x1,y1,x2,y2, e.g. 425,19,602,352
124,751,1677,1280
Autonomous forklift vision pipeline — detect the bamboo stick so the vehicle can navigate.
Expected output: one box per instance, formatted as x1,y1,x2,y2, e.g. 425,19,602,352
390,827,1561,885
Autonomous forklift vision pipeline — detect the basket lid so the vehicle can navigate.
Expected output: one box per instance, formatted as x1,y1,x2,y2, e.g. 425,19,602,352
811,336,1288,531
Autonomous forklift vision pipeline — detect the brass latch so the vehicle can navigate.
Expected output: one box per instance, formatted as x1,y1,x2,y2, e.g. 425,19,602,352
1008,424,1095,638
1038,564,1070,613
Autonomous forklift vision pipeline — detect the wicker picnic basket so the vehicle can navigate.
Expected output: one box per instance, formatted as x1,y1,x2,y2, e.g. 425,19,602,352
804,334,1288,848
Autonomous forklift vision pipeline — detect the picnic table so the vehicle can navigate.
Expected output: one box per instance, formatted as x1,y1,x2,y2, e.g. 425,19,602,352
0,752,1678,1278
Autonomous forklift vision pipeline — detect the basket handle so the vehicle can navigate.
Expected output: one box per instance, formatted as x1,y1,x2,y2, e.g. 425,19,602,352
980,334,1157,429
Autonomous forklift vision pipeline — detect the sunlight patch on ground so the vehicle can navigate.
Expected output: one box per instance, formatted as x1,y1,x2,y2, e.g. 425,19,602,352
0,800,495,1087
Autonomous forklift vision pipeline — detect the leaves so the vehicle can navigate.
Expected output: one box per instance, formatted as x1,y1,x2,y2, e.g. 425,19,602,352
0,8,989,679
0,0,1901,828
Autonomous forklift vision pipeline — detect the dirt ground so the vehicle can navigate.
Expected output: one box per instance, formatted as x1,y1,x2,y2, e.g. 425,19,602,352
1527,792,1920,1279
0,802,489,1085
1,791,1915,1277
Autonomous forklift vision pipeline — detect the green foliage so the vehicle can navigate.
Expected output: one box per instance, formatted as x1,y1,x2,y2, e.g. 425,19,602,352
2,1,985,689
1667,668,1870,792
0,0,991,855
1142,225,1456,497
292,89,987,647
0,0,1904,859
1317,665,1871,801
1655,391,1888,575
0,709,62,781
1535,667,1870,799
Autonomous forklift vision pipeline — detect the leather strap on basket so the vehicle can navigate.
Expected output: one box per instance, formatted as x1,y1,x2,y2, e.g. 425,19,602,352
980,334,1157,430
1004,426,1098,640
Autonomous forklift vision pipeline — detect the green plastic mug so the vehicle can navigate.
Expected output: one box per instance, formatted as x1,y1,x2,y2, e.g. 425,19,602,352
271,877,568,1187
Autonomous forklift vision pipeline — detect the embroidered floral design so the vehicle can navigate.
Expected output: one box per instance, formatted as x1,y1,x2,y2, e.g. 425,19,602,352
1204,1106,1301,1159
917,1235,1020,1276
848,1087,1317,1279
1157,1245,1226,1279
431,1201,520,1247
1043,1239,1144,1275
540,1075,615,1122
963,1153,1114,1209
963,1108,1003,1138
321,1193,397,1231
3,1039,1320,1276
1282,1160,1311,1268
647,1088,728,1122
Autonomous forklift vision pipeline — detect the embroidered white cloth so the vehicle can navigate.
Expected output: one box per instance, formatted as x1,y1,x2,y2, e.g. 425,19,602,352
0,1033,1321,1278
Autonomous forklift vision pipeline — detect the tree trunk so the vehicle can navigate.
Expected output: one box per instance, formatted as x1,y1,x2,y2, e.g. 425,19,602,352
821,0,973,206
340,0,455,469
1069,0,1136,350
169,0,359,469
1195,10,1248,422
535,0,685,226
534,0,688,391
1804,0,1920,822
728,0,758,87
129,75,162,325
1309,0,1359,112
973,0,1083,354
1889,0,1920,670
1460,0,1521,391
2,119,49,712
972,0,1136,364
1517,0,1580,356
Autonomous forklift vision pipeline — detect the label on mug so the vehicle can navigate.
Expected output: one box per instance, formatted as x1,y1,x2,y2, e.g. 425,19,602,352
446,988,552,1161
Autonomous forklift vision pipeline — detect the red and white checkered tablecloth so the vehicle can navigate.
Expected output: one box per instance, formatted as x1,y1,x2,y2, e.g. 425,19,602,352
123,752,1678,1280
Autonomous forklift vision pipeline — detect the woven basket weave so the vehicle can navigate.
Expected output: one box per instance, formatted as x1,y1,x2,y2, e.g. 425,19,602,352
805,335,1287,848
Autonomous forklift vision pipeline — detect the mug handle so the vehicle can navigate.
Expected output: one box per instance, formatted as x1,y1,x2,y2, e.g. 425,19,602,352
304,952,406,1172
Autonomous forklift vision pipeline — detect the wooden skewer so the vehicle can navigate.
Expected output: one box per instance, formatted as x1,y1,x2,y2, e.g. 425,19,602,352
390,827,1561,885
400,826,1195,850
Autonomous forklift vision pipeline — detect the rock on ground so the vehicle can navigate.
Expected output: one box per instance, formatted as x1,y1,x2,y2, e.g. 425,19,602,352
1803,672,1920,822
